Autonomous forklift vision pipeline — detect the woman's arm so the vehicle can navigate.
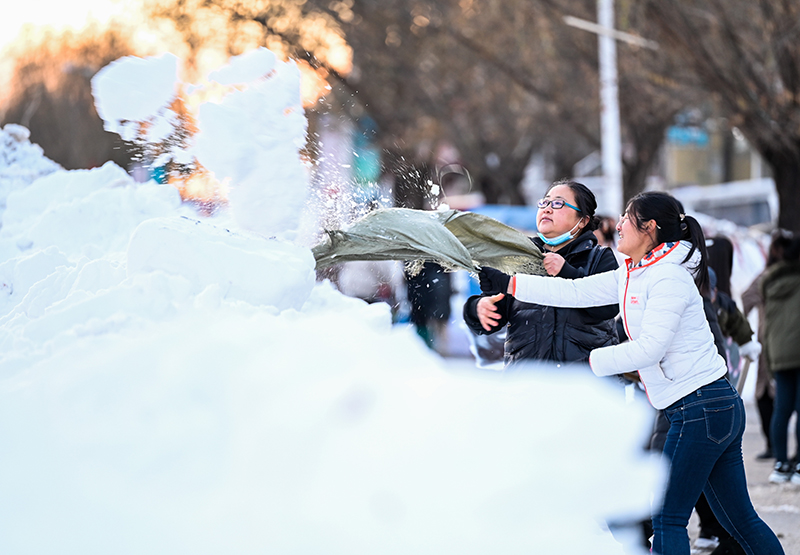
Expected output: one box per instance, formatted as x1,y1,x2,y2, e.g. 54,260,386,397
589,268,691,376
574,248,621,320
555,246,620,280
512,267,620,308
741,272,763,317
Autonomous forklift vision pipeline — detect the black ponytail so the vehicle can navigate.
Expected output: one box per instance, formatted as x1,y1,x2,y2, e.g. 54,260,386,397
682,215,709,296
626,191,709,295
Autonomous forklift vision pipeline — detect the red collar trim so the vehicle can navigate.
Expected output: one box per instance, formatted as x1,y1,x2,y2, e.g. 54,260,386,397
627,242,681,272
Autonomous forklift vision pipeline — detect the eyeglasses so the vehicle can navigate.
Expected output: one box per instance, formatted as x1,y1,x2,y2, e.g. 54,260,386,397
538,198,580,212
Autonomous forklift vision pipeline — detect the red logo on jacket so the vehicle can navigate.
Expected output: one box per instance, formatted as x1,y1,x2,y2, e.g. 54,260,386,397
630,296,639,304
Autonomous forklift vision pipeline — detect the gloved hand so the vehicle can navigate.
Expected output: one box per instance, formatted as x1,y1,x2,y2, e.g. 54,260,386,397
479,267,511,295
739,340,762,361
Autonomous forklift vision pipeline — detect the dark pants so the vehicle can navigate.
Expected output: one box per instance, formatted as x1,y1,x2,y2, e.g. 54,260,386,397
756,390,774,452
770,368,800,464
695,492,729,539
653,378,783,555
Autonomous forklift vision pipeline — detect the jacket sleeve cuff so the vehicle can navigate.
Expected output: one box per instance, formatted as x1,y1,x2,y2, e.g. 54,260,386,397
557,261,581,279
588,352,599,376
588,347,618,377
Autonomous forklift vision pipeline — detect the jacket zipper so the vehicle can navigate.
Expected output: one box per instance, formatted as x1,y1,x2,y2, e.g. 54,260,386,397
623,268,652,404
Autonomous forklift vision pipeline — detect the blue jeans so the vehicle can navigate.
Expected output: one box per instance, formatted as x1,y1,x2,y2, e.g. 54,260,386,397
770,368,800,464
654,378,784,555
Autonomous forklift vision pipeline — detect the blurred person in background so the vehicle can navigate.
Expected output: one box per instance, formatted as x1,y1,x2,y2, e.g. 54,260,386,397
705,245,762,383
706,236,734,297
337,260,407,313
740,232,791,462
594,214,627,266
462,179,619,367
760,234,800,485
706,235,761,382
406,261,452,355
594,215,618,248
478,191,784,555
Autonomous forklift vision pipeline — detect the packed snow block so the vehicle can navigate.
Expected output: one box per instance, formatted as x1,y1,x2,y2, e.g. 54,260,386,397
207,47,277,86
193,54,307,238
127,215,315,310
226,150,308,237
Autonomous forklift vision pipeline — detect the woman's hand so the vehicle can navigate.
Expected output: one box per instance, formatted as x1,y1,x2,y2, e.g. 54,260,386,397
543,253,566,276
478,267,511,294
622,372,641,384
477,293,505,331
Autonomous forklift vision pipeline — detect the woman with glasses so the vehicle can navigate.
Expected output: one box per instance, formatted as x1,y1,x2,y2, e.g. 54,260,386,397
462,178,620,366
478,191,783,555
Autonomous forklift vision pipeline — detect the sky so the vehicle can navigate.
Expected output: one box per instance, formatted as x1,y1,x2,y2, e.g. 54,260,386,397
0,0,136,105
1,0,130,52
0,0,343,111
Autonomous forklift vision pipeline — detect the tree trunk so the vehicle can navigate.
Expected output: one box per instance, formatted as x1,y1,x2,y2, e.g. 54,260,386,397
386,150,430,210
622,121,671,205
475,163,528,205
623,157,650,207
763,148,800,232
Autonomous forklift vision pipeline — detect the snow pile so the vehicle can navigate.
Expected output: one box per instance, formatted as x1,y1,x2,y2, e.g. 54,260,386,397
0,123,61,223
0,49,663,554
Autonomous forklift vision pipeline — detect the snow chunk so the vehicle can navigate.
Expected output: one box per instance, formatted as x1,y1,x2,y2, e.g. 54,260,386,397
194,58,308,238
91,53,179,139
208,47,277,85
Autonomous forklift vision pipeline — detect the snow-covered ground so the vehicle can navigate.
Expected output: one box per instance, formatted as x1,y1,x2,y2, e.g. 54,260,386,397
0,50,666,554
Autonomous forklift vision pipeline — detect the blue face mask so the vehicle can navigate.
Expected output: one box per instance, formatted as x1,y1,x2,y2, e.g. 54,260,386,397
537,220,584,246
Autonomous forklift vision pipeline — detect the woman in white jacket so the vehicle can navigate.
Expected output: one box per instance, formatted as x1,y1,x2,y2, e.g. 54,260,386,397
478,192,782,555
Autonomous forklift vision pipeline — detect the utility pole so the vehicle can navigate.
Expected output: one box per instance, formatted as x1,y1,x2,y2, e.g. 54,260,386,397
597,0,622,217
564,1,657,216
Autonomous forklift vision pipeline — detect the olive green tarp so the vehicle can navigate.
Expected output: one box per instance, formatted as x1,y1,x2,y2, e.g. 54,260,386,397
312,208,546,276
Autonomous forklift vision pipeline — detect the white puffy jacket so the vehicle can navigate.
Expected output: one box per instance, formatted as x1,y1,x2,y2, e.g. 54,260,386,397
513,241,727,409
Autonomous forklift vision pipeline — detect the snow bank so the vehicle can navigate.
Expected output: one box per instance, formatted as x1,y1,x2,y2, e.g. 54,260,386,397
0,49,663,554
0,326,662,554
